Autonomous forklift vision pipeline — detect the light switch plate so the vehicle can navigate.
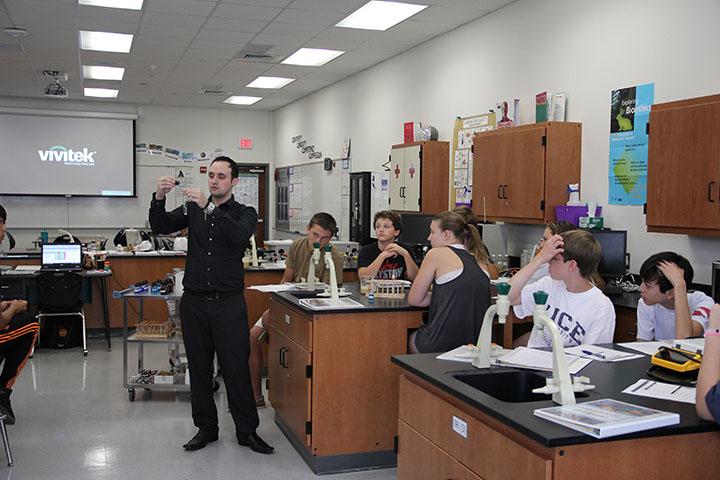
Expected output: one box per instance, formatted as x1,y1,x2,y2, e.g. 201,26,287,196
452,416,467,438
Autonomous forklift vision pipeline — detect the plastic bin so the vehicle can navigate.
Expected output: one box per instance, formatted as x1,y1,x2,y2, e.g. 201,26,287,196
554,205,602,227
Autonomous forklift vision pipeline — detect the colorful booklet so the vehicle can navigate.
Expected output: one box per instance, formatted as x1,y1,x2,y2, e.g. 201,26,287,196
534,398,679,438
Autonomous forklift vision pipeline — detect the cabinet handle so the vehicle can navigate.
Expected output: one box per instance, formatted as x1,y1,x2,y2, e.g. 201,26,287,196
280,347,288,368
284,313,291,325
709,181,716,203
502,185,508,199
497,185,502,199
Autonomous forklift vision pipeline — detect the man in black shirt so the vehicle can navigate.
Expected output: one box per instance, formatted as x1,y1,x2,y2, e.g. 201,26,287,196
149,157,273,454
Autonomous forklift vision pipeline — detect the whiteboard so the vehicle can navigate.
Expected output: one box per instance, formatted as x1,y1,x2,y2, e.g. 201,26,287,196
282,158,350,240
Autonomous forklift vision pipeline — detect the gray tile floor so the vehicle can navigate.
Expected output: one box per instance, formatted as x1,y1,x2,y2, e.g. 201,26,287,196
4,338,397,480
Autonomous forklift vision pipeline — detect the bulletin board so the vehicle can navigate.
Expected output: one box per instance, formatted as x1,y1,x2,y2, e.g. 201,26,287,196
277,158,351,240
451,113,495,207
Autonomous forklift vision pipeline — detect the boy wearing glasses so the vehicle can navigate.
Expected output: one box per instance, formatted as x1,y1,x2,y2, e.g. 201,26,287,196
249,212,343,407
508,230,615,348
637,252,713,340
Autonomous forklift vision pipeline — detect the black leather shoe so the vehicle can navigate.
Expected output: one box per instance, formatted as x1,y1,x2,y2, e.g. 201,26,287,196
237,432,274,454
183,428,218,451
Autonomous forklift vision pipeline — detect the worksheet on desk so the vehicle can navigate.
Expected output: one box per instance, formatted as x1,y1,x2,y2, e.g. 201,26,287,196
622,379,696,404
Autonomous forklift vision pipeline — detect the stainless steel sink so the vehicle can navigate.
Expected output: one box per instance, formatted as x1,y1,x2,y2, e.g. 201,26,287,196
453,370,552,403
288,290,325,299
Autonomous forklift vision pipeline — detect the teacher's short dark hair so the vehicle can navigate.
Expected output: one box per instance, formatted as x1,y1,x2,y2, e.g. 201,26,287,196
211,156,239,179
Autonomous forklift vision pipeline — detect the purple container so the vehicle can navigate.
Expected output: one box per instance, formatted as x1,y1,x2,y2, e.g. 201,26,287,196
554,205,602,227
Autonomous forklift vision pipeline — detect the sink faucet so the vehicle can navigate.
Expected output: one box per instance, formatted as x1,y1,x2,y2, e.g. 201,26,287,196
306,242,321,290
249,235,259,267
529,291,594,405
472,282,511,369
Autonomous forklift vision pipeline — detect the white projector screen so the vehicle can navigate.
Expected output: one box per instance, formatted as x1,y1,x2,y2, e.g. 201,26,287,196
0,112,135,197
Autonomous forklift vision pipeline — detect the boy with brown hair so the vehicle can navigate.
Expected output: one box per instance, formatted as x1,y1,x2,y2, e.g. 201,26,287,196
508,230,615,347
249,212,343,407
358,210,418,281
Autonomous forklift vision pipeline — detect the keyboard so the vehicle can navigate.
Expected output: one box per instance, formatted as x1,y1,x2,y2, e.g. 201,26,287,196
602,283,624,296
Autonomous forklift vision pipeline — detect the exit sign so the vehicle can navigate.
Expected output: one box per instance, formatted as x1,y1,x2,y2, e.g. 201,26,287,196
239,138,253,149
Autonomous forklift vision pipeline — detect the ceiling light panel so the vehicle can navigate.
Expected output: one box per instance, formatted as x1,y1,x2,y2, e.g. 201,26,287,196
80,30,134,53
83,65,125,80
246,76,295,89
336,1,428,31
281,48,345,66
78,0,144,10
84,87,119,98
224,96,263,105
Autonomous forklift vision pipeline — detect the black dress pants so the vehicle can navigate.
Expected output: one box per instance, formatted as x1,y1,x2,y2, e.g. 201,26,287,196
0,312,39,390
180,292,258,434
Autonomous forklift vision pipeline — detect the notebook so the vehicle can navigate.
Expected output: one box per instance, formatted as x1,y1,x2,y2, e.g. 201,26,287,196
40,244,83,272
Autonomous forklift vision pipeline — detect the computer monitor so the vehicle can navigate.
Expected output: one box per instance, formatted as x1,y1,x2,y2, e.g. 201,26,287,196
399,214,434,245
588,229,627,278
41,244,83,271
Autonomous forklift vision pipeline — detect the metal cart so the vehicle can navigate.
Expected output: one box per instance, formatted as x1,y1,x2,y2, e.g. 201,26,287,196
119,290,187,401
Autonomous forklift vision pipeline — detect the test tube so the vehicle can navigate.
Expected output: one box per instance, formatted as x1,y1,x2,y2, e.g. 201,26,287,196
176,179,187,215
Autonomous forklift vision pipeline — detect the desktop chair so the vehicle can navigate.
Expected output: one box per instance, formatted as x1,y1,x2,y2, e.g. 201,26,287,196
0,413,13,467
35,272,87,356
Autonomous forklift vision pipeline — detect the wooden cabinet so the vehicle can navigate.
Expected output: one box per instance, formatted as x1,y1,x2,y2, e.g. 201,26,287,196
389,141,450,214
646,94,720,235
267,296,424,473
472,122,581,224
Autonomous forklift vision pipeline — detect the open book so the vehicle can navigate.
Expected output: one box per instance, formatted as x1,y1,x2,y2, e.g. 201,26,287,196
534,398,679,438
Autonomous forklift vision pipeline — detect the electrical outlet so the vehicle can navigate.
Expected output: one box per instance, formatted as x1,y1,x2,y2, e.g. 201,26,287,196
452,416,467,438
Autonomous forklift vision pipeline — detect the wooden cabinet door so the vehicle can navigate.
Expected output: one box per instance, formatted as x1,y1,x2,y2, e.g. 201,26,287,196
284,338,312,447
389,147,405,210
500,126,546,220
473,132,507,217
267,325,286,412
647,101,720,230
403,144,422,212
397,421,459,480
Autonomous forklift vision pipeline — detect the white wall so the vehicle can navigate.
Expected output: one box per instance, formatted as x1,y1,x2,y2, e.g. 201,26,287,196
272,0,720,284
0,99,273,249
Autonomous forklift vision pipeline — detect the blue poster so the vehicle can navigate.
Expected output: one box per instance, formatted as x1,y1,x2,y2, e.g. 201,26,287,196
608,83,654,205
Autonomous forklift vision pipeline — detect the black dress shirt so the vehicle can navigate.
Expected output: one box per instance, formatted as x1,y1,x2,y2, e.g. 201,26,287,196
149,193,258,293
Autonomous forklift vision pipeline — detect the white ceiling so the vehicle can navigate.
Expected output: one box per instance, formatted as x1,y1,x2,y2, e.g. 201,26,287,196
0,0,514,110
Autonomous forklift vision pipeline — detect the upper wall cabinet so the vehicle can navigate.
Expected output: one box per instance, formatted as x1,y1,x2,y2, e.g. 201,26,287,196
389,141,449,214
646,94,720,236
471,122,582,224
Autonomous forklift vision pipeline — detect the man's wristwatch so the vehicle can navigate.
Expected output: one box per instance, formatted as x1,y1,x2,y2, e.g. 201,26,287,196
204,201,216,216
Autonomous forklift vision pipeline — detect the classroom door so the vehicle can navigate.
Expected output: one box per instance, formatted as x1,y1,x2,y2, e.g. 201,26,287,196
235,165,268,244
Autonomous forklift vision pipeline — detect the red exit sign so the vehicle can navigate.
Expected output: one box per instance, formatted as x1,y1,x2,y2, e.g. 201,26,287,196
239,138,253,149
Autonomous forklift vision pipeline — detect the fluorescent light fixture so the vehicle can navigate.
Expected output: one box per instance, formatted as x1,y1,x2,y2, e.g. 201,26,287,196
78,0,143,10
282,48,345,67
336,1,428,31
223,96,263,105
246,76,295,89
84,87,119,98
83,65,125,81
79,30,133,53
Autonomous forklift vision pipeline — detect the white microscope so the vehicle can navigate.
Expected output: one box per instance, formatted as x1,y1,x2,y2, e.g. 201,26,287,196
529,290,595,405
305,242,322,291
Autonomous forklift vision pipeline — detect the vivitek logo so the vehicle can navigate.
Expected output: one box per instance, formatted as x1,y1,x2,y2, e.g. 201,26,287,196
38,145,96,165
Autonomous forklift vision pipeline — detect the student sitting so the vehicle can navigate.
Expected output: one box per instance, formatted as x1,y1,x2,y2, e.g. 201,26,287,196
357,211,418,281
696,304,720,424
508,230,615,348
451,206,497,279
637,252,713,341
249,213,343,408
528,221,576,283
407,211,490,353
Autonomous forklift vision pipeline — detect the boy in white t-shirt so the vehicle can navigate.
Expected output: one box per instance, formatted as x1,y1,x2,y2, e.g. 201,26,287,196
508,230,615,348
637,252,713,340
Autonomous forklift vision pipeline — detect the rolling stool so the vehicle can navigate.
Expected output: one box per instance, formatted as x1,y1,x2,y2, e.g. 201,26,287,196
0,414,12,467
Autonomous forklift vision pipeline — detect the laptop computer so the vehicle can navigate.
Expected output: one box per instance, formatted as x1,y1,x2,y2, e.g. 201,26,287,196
40,244,83,272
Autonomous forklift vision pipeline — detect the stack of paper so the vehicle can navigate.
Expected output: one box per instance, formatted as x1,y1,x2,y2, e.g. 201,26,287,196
565,345,642,362
492,347,592,375
622,379,696,404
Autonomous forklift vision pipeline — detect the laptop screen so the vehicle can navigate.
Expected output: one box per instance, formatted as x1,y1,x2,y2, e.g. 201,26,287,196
41,244,83,270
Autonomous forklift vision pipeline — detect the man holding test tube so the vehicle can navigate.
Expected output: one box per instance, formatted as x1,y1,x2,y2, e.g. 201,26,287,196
150,157,273,454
